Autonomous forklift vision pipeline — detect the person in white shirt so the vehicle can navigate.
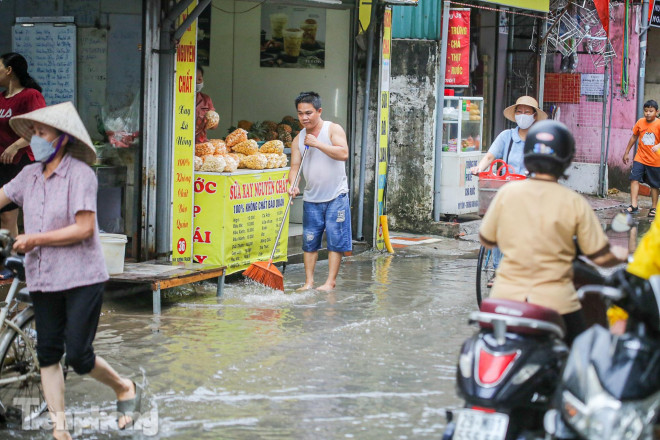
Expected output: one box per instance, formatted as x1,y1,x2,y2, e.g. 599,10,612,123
288,92,351,291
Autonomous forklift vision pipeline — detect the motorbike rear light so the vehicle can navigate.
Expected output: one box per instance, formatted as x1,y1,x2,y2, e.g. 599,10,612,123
478,349,518,386
470,406,496,413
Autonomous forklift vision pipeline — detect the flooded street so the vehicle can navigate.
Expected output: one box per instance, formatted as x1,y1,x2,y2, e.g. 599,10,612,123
11,245,481,439
7,207,651,439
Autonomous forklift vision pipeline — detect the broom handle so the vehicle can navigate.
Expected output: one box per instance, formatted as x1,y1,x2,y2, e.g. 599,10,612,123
269,145,309,262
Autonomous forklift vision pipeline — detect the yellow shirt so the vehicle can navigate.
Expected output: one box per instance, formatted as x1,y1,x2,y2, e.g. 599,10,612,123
480,179,610,314
627,217,660,280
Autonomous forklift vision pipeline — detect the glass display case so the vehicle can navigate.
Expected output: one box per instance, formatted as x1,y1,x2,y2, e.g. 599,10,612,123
439,96,484,216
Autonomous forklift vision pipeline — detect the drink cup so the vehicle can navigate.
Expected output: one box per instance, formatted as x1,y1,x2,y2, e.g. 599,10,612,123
300,19,318,46
283,28,304,59
270,13,288,40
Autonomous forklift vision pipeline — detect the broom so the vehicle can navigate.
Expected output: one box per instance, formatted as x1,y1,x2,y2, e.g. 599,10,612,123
243,145,309,290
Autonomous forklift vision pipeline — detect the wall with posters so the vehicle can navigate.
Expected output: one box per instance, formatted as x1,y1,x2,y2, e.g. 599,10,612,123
203,0,351,138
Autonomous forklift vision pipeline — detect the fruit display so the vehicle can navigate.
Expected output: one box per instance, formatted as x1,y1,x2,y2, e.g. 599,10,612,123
228,116,302,147
232,139,259,156
260,140,284,154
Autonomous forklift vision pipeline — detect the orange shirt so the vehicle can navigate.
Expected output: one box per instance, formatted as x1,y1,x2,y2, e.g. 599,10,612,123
633,117,660,167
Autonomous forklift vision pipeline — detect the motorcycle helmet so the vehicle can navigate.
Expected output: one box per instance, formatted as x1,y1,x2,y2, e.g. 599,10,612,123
523,120,575,178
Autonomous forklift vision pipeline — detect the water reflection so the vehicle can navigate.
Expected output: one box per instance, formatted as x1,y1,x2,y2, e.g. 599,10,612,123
9,251,479,439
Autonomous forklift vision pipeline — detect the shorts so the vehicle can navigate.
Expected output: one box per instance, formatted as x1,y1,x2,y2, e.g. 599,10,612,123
0,154,32,213
302,193,352,253
629,160,660,188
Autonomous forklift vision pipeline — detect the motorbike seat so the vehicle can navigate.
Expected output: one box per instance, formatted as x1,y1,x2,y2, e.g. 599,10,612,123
475,298,566,338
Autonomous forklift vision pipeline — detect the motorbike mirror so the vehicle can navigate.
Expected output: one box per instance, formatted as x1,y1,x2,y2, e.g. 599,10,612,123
610,212,633,233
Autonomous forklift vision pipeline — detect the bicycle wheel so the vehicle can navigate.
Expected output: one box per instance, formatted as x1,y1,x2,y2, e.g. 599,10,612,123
0,309,44,425
476,246,496,307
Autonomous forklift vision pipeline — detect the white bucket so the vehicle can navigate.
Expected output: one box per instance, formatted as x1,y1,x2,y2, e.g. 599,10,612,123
99,233,127,275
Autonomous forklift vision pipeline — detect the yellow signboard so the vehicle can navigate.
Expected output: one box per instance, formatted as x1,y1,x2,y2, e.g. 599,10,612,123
171,3,197,262
192,170,290,275
374,7,392,251
480,0,549,12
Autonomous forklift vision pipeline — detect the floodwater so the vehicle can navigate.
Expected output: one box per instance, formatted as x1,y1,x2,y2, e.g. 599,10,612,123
9,248,480,439
6,209,652,439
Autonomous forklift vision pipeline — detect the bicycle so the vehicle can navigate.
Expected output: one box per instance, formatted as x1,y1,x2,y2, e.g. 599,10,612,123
475,245,496,307
0,231,47,425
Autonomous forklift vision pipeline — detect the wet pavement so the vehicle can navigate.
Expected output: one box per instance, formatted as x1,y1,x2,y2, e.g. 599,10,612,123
6,203,653,439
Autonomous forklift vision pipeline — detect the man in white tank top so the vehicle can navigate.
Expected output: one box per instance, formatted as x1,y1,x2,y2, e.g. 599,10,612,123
288,92,351,291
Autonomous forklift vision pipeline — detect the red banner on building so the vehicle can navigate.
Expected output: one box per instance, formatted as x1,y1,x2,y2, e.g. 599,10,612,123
445,9,470,87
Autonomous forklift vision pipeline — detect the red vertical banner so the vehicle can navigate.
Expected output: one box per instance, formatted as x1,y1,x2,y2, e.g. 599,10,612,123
445,9,470,87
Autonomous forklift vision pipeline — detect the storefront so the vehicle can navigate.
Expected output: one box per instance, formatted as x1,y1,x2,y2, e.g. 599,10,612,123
0,0,144,258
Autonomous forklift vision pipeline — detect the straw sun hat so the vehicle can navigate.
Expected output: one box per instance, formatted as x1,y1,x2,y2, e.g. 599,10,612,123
9,101,96,166
503,96,548,123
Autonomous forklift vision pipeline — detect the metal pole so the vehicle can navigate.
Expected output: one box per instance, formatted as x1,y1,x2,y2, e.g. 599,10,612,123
356,2,378,241
155,8,177,260
538,15,548,109
604,59,614,195
506,13,515,107
598,61,610,197
638,0,649,119
433,1,451,222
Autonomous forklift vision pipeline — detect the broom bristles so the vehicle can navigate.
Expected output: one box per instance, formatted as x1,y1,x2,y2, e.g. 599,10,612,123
243,260,284,291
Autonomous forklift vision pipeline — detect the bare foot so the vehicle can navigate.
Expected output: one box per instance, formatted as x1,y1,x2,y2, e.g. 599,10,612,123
117,378,136,429
297,283,314,291
53,430,72,440
316,282,336,291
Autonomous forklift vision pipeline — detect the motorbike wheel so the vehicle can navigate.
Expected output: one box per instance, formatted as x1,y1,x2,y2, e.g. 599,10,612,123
476,246,495,307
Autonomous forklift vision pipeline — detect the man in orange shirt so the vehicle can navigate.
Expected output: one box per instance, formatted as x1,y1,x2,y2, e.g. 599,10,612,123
622,99,660,217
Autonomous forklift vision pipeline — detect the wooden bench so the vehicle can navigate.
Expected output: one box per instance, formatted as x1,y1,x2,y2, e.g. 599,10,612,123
109,261,226,314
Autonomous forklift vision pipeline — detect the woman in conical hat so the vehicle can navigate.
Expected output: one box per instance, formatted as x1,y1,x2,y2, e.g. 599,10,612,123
0,102,142,438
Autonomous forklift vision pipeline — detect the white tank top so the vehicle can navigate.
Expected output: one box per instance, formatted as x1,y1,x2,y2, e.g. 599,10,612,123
298,121,349,203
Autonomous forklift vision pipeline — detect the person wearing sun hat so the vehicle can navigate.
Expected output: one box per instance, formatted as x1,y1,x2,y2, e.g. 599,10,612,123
470,95,548,176
469,96,547,288
0,101,142,438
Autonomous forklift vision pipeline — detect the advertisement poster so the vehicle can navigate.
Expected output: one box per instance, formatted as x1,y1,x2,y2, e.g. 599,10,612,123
260,4,326,68
171,3,197,262
374,8,392,251
445,9,470,87
193,170,290,274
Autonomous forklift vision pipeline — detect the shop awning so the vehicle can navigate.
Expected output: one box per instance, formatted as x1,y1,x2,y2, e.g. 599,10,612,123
477,0,549,12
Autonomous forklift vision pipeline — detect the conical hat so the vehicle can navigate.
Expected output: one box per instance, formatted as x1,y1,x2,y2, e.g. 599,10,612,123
9,102,96,166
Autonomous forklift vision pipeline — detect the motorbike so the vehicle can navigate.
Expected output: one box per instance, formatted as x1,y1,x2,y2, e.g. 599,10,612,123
544,270,660,439
443,213,634,440
442,297,569,440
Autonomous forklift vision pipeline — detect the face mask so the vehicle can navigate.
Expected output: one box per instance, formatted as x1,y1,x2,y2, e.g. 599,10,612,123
515,114,535,130
195,82,204,93
30,134,65,163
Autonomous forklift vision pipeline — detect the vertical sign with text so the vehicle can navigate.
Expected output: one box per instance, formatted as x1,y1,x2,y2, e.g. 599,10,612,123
445,9,470,88
171,3,197,262
374,7,392,250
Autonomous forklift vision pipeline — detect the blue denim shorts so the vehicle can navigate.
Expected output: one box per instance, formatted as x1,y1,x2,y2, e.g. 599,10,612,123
629,160,660,188
302,193,352,253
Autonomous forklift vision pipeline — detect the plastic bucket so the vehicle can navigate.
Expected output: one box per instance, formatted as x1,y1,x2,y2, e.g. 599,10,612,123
99,233,127,275
477,160,526,215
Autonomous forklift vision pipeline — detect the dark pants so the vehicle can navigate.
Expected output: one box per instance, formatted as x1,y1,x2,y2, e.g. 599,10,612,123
31,282,105,375
562,309,587,346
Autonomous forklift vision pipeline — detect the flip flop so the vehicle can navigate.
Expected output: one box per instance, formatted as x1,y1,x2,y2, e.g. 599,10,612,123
625,205,639,214
117,380,143,430
649,208,656,218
